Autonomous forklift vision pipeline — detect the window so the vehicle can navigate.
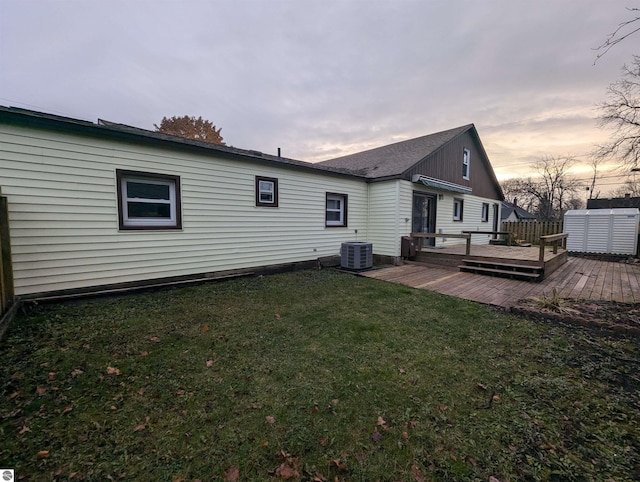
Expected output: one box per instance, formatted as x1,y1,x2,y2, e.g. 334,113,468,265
117,170,182,230
325,193,348,227
255,176,278,207
453,198,464,221
481,202,489,222
462,148,470,180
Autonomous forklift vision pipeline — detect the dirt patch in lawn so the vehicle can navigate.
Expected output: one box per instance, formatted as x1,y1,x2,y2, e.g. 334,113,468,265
512,298,640,337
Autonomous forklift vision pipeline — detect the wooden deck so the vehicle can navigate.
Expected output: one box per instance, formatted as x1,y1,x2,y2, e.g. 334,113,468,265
361,256,640,308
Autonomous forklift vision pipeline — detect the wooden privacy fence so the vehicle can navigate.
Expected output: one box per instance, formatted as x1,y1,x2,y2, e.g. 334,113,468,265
0,192,14,318
502,221,563,244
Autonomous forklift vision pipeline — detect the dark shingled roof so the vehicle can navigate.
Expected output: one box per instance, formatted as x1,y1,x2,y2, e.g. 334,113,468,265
317,124,473,178
500,201,537,221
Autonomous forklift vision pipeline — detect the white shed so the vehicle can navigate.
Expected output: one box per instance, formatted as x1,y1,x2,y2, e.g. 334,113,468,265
564,208,640,255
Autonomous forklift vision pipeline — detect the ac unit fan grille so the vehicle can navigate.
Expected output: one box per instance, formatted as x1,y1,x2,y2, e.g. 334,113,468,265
340,242,373,270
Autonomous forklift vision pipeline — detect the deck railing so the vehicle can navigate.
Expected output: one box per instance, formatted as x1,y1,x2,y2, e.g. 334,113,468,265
410,230,568,262
538,233,568,261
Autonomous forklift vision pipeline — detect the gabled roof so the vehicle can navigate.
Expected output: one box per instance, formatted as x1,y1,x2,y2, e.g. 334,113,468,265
501,201,536,221
318,124,473,179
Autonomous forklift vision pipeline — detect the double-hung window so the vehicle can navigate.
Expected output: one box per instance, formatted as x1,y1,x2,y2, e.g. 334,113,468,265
453,198,464,222
117,170,182,230
325,193,348,227
462,148,471,180
255,176,278,207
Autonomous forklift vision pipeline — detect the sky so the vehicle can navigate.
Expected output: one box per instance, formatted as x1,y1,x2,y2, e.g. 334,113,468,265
1,0,638,195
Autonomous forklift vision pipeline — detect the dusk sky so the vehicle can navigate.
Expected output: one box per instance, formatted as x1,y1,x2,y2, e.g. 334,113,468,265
2,1,638,194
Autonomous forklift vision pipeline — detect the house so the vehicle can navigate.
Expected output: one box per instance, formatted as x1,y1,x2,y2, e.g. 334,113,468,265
586,195,640,210
500,199,536,223
0,107,503,299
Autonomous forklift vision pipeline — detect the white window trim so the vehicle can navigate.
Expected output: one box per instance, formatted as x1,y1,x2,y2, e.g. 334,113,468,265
463,148,471,180
117,170,181,229
326,193,347,227
258,180,275,204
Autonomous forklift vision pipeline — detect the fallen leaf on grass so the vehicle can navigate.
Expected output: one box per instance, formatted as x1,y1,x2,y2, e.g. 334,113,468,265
206,360,214,368
377,416,390,430
411,462,425,482
398,367,406,374
438,404,449,412
18,425,30,435
311,405,319,414
138,388,146,395
202,325,210,333
477,383,487,390
61,406,73,415
9,391,21,399
489,477,501,482
106,367,121,375
133,424,146,432
36,386,47,396
71,369,84,377
149,336,160,343
330,459,347,472
140,351,149,357
48,372,56,380
275,313,281,320
275,459,300,479
223,466,239,482
492,394,500,402
371,429,382,442
266,415,276,424
37,450,50,458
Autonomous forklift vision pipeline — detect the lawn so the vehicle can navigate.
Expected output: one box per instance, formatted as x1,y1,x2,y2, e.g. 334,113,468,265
1,269,639,481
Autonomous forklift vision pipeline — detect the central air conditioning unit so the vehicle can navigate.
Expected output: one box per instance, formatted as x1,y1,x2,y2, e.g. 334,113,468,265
340,242,373,270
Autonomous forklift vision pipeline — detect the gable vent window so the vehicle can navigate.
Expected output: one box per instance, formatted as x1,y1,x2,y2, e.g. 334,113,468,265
117,169,182,230
462,148,471,180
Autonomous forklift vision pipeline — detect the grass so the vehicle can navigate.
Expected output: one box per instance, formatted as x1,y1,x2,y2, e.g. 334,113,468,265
1,269,639,481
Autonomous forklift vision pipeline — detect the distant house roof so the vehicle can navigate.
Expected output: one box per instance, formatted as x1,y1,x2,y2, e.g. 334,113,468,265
501,201,536,221
586,197,640,209
318,124,473,179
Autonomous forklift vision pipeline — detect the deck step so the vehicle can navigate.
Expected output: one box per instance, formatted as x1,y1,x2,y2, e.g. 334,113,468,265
462,260,542,271
458,258,543,281
458,265,542,279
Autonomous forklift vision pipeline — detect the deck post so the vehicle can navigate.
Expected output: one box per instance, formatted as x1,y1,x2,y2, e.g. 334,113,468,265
539,237,546,262
465,235,471,256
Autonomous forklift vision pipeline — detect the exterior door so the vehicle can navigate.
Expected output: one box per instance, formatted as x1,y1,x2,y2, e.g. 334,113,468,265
412,193,436,247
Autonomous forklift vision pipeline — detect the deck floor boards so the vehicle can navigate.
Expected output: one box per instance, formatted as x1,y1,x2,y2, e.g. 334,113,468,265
361,256,640,308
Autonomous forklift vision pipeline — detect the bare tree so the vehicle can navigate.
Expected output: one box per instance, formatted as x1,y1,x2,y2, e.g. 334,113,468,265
596,56,640,172
612,176,640,197
597,57,640,171
500,156,584,221
586,156,604,200
155,116,225,145
594,7,640,63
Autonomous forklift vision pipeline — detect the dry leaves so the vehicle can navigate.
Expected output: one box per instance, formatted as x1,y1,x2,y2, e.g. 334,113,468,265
37,450,50,458
266,415,276,424
149,336,160,343
70,368,84,377
223,466,239,482
411,462,425,482
106,366,121,375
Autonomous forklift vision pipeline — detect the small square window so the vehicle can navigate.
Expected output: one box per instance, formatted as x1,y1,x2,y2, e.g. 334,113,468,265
453,198,464,221
326,193,348,227
462,148,470,180
117,170,181,230
255,176,278,207
481,202,489,222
